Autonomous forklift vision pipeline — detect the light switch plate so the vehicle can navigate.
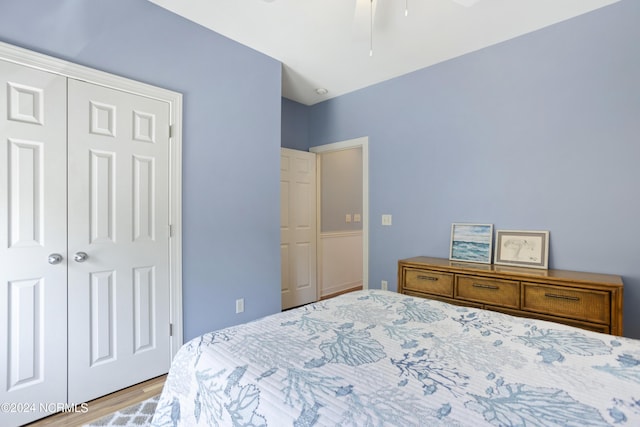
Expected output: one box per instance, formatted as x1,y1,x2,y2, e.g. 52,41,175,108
382,214,392,226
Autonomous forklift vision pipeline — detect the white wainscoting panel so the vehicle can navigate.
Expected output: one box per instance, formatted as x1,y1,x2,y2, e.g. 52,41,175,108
319,231,363,298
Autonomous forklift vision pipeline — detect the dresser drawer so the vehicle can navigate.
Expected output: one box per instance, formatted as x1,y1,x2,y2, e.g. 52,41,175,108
403,268,454,297
455,275,520,308
522,282,610,324
399,257,623,335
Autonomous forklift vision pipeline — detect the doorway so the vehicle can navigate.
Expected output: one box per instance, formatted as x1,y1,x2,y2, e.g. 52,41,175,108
280,137,369,309
311,137,369,295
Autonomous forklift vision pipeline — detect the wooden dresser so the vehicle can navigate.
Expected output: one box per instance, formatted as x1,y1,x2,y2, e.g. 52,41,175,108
398,256,624,335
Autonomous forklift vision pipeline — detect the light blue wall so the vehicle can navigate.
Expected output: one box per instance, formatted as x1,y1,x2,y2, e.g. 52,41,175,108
308,0,640,339
0,0,283,341
320,149,363,232
281,98,309,150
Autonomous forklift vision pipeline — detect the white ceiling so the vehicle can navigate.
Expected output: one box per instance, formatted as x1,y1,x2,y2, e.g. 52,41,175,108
149,0,619,105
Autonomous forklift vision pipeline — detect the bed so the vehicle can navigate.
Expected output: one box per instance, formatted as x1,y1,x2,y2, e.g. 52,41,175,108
151,290,640,426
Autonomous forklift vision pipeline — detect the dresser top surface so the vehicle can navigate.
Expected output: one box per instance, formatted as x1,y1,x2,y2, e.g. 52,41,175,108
399,256,623,287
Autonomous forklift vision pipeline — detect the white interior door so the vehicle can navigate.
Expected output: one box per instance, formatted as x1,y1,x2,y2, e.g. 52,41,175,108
281,148,317,309
0,60,68,426
67,79,171,403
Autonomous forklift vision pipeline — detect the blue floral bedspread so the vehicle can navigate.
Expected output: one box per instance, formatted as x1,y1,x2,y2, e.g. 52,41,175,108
151,290,640,426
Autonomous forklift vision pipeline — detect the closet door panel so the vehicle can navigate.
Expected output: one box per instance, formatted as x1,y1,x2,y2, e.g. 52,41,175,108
67,79,171,404
0,60,67,427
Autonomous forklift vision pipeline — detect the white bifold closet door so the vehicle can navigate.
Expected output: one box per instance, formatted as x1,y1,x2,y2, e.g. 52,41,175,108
0,59,68,427
0,60,171,426
66,79,171,404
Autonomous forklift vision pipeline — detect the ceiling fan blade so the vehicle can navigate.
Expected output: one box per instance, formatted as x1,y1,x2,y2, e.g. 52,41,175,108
451,0,481,7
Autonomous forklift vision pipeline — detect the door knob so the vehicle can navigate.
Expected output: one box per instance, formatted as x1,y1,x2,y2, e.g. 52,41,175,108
48,253,63,265
74,252,89,263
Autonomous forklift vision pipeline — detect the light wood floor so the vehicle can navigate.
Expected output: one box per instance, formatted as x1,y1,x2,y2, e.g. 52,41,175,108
320,285,363,300
24,374,166,427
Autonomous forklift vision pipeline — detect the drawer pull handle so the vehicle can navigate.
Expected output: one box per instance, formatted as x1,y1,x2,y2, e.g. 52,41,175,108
417,275,438,281
545,293,580,302
473,283,499,290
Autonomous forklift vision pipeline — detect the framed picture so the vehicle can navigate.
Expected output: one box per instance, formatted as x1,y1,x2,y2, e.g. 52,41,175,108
449,223,493,264
494,230,549,269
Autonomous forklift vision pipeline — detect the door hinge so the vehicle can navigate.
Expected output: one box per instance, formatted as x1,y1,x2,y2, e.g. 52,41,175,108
169,124,173,138
169,323,173,337
169,224,173,238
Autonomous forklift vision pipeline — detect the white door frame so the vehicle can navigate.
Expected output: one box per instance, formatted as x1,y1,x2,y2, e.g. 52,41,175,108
0,41,184,357
310,137,369,289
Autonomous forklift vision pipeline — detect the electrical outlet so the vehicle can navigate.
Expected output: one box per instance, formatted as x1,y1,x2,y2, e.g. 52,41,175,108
236,298,244,314
381,280,388,290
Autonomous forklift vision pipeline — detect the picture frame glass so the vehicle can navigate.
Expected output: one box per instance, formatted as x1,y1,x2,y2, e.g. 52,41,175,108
450,223,493,264
495,230,549,269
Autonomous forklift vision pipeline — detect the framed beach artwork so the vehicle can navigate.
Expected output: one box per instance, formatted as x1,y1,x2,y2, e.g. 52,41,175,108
494,230,549,269
449,223,494,264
